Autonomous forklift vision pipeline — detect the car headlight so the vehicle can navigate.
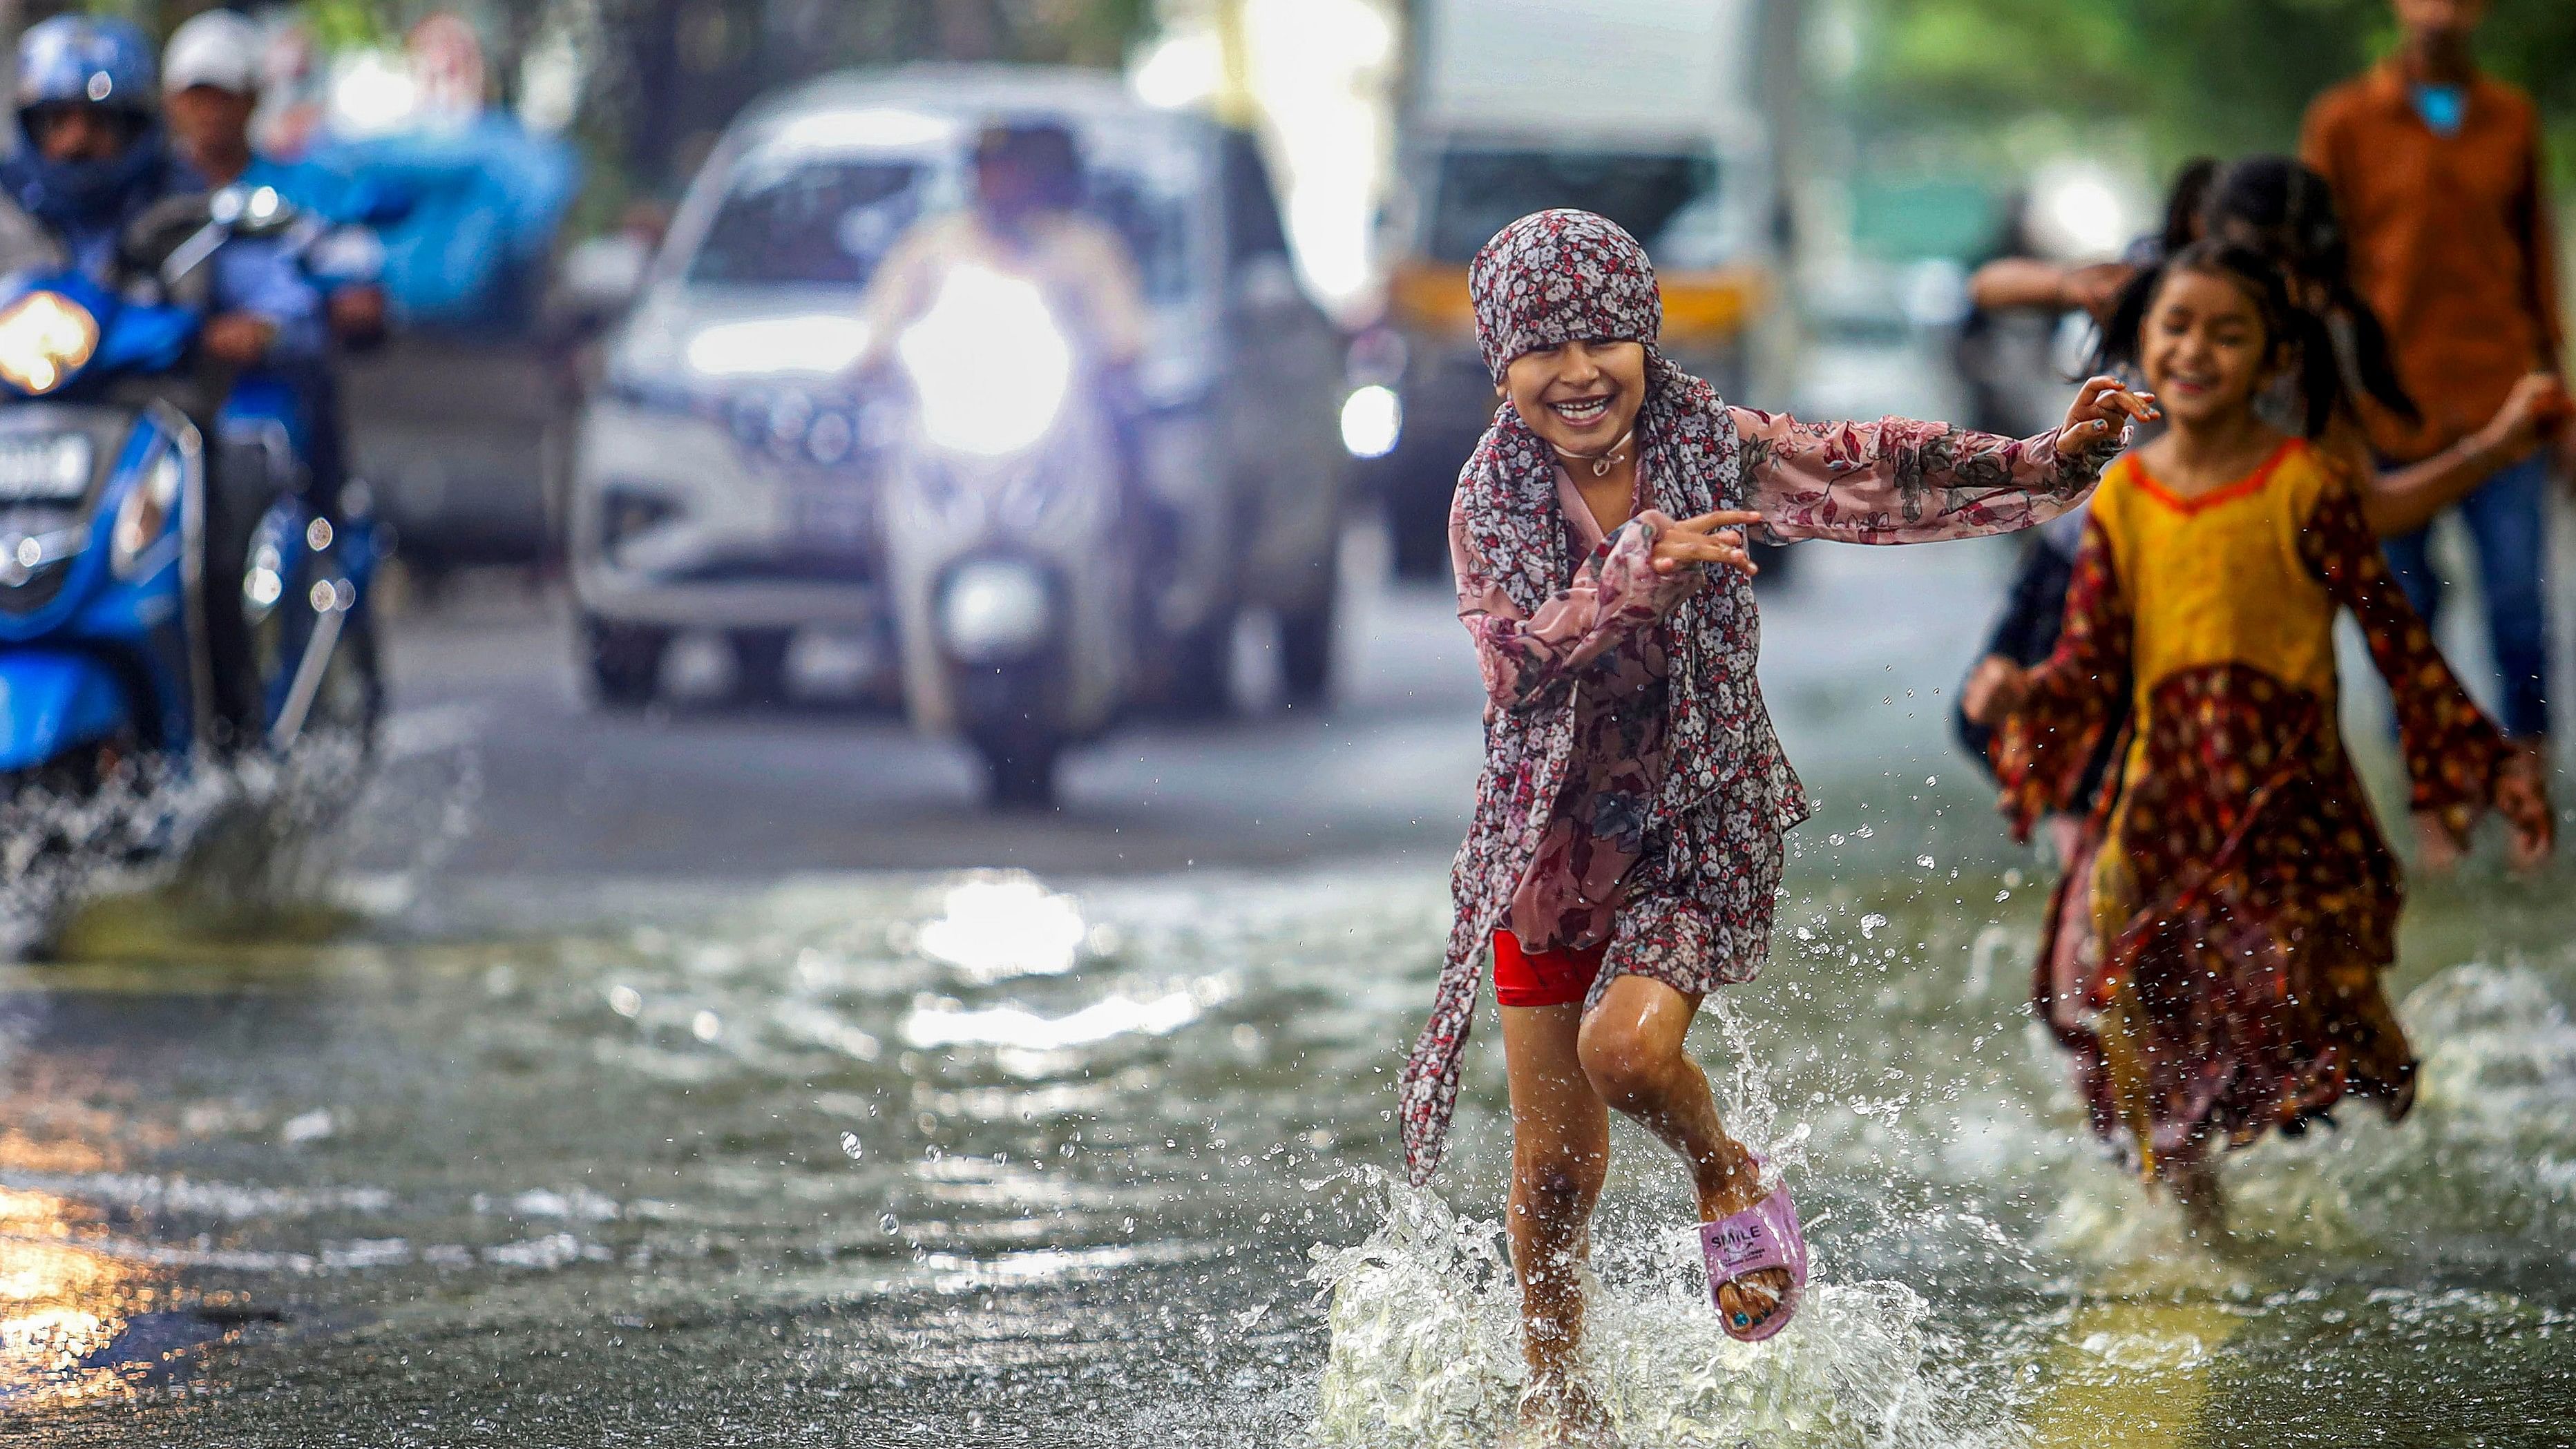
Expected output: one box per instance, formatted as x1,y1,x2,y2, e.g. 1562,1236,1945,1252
1340,385,1402,459
0,291,100,395
111,448,185,577
897,266,1071,458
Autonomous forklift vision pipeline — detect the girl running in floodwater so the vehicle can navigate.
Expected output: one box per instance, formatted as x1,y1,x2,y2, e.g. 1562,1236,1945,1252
1965,241,2554,1227
1395,209,2151,1440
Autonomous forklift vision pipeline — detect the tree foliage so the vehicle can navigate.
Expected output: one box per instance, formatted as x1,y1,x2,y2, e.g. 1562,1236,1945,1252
1859,0,2576,169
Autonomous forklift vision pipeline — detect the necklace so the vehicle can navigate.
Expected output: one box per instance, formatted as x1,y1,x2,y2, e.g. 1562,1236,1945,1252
1553,429,1635,479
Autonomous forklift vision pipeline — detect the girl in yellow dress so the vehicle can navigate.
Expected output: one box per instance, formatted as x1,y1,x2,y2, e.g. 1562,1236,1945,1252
1964,240,2554,1223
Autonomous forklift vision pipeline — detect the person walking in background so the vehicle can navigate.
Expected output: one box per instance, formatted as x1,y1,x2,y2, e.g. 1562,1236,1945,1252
2302,0,2566,825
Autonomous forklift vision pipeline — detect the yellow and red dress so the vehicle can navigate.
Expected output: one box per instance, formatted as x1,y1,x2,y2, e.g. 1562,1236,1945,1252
1997,439,2510,1181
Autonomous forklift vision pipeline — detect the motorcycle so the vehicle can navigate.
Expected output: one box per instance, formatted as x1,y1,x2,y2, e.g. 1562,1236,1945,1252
881,262,1130,808
0,184,382,864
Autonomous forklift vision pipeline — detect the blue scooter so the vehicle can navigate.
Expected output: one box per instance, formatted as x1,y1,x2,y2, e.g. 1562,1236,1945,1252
0,184,381,816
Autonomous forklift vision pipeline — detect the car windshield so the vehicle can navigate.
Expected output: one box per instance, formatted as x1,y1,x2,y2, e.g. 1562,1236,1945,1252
687,157,930,286
1427,148,1719,263
1083,168,1192,304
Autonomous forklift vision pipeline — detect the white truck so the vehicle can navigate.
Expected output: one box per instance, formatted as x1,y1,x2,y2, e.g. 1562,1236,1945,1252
1357,0,1791,576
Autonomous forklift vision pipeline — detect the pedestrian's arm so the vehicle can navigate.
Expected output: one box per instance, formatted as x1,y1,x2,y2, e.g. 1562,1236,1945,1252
2355,373,2573,535
1451,499,1698,713
1986,518,2130,841
1734,380,2139,546
1967,258,2077,314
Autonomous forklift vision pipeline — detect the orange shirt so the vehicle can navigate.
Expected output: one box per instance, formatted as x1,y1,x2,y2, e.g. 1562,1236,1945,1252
2301,61,2563,462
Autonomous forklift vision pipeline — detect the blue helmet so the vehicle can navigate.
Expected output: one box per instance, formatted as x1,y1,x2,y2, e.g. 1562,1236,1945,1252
4,17,170,236
15,15,159,119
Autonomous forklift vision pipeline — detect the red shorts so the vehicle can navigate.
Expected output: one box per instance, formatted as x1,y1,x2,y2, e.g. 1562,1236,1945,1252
1491,929,1606,1008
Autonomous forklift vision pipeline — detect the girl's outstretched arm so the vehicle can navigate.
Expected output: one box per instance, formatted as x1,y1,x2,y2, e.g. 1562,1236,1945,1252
1451,501,1699,714
1736,378,2146,545
1980,517,2133,842
2297,470,2554,867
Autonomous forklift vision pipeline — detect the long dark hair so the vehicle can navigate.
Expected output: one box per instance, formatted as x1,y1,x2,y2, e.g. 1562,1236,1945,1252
2155,157,2220,258
2201,155,2420,423
2089,240,2345,439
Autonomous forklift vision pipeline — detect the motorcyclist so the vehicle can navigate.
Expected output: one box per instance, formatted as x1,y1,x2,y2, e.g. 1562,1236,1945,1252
855,119,1149,377
161,8,386,521
0,16,323,374
0,15,326,739
162,8,392,347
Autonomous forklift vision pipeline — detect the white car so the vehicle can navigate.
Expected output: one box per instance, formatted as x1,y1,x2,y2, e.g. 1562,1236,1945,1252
564,66,1345,711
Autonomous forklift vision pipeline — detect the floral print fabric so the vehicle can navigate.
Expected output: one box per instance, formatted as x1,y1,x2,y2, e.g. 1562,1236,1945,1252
1397,209,2115,1186
1997,449,2516,1180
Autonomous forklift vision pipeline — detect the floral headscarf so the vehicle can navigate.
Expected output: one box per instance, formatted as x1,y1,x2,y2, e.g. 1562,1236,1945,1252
1471,208,1665,383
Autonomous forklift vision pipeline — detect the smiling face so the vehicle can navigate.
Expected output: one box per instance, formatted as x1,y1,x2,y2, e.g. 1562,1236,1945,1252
1500,339,1648,455
2139,266,2278,430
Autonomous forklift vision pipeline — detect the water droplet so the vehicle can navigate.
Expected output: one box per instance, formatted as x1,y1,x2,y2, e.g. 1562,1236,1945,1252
839,1132,863,1160
608,986,642,1018
690,1010,721,1042
1917,855,1936,869
879,1213,900,1234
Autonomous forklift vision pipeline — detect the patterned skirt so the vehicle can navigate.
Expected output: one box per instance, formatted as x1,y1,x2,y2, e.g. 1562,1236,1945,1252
1577,803,1787,1010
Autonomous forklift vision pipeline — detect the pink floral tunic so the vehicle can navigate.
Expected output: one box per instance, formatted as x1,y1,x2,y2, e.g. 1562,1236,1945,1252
1397,200,2117,1187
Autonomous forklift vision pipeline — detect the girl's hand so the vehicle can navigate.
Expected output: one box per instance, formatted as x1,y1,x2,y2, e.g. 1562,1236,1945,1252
1961,655,2031,725
2054,376,2159,458
1651,509,1764,578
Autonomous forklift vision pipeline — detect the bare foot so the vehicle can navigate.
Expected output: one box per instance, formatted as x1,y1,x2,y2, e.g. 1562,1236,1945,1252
1697,1148,1793,1335
1516,1373,1614,1448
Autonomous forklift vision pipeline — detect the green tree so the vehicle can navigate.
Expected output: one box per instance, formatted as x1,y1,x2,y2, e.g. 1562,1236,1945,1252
1859,0,2576,172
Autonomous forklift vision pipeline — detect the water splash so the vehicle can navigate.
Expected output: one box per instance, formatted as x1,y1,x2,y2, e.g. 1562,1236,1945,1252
1306,1171,2019,1449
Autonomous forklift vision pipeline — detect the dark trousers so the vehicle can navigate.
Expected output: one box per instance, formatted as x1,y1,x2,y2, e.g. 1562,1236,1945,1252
2381,451,2555,738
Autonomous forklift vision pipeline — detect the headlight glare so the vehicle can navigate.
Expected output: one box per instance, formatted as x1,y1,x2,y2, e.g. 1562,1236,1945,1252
939,559,1052,663
0,291,100,395
898,266,1071,457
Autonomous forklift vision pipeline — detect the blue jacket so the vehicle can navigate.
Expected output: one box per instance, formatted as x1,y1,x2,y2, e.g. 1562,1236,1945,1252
1,136,326,365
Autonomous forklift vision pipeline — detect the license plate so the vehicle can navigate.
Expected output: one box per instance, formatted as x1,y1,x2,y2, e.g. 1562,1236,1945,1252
0,431,93,502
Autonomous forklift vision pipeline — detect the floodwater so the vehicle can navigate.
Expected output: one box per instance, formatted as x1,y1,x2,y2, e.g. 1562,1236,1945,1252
3,793,2571,1448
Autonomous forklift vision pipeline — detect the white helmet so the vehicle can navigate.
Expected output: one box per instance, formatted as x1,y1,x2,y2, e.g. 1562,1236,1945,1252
162,9,263,97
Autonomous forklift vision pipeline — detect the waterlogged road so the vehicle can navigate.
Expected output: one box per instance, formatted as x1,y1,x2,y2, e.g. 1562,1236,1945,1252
5,535,2575,1446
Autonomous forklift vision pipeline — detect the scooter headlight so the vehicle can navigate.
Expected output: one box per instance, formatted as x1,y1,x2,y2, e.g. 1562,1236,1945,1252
110,448,185,578
0,291,99,396
897,266,1071,458
939,559,1053,664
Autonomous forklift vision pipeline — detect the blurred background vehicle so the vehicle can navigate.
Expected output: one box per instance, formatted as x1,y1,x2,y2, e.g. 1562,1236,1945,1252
561,65,1344,763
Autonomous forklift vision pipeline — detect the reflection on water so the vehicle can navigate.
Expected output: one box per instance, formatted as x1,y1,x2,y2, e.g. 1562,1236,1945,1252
0,858,2567,1444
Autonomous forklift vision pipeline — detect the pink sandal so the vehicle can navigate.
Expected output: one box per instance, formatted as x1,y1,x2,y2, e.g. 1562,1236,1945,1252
1697,1159,1808,1343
